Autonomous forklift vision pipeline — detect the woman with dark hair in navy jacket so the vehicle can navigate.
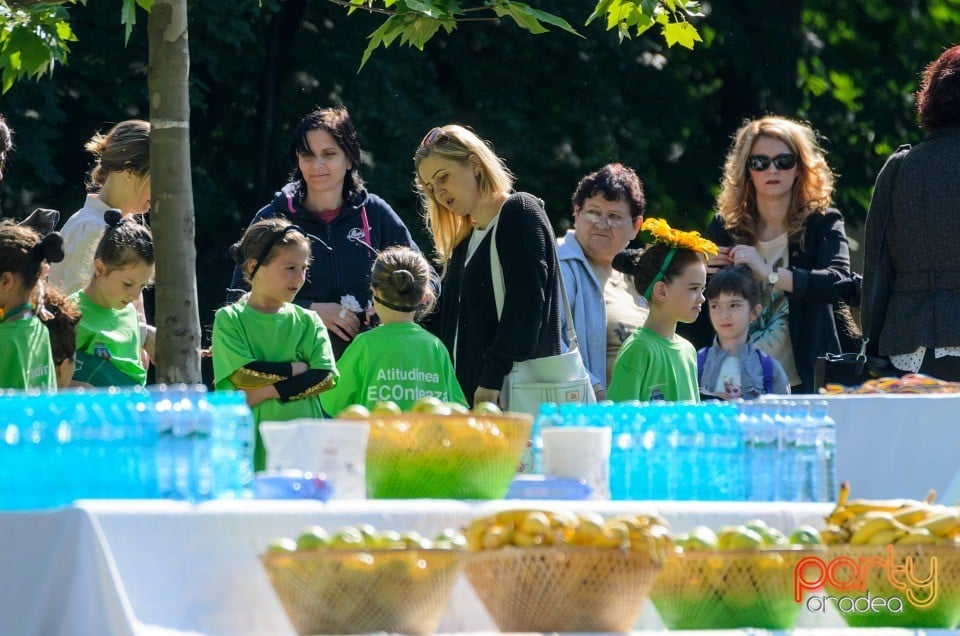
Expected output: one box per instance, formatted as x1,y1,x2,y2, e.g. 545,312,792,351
229,106,423,358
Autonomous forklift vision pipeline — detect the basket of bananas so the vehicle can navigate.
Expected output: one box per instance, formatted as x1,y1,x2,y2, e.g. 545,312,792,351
816,482,960,628
343,399,532,499
260,524,466,635
650,521,826,630
462,509,669,633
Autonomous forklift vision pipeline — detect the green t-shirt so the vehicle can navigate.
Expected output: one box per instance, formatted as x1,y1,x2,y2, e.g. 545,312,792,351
322,322,467,415
70,290,146,386
0,314,57,390
607,327,699,402
212,301,339,471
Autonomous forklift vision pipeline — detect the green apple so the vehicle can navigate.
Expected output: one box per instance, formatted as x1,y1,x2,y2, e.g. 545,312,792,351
373,529,406,550
266,537,298,555
445,402,470,415
371,401,402,415
410,396,451,414
329,526,366,550
400,530,433,549
434,528,468,550
789,525,824,546
472,401,502,415
355,523,378,546
717,525,764,551
677,525,719,551
338,404,372,419
295,525,330,551
744,520,789,547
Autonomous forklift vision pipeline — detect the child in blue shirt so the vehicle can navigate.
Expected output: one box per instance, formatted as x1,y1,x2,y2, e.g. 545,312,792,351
698,265,790,399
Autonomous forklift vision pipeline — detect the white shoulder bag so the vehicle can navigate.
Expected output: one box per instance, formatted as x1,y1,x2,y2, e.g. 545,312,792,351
489,214,596,416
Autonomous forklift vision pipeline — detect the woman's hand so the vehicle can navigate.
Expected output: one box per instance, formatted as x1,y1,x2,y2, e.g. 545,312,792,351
728,245,768,279
474,386,502,408
311,302,361,341
706,246,734,274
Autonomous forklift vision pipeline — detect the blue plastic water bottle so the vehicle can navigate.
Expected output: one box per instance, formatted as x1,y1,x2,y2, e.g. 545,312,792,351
812,400,836,502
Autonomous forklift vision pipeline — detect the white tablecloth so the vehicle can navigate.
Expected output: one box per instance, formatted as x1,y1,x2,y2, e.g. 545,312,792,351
0,499,847,636
822,394,960,500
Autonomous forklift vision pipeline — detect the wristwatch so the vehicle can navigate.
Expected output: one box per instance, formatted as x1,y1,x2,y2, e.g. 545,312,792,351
768,269,780,286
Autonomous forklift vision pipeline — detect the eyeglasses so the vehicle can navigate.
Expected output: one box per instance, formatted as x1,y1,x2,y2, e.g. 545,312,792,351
747,153,798,172
420,127,444,147
579,210,633,229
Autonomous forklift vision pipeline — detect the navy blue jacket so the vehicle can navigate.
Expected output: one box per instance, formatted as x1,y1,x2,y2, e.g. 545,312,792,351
228,184,422,355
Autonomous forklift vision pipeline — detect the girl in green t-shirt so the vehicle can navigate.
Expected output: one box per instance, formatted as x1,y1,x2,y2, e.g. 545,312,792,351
213,218,339,471
607,218,717,403
71,209,155,386
322,246,466,414
0,221,66,390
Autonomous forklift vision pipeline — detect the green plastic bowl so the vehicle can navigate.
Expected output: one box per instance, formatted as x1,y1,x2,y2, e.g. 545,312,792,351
650,547,823,630
365,413,532,499
826,543,960,628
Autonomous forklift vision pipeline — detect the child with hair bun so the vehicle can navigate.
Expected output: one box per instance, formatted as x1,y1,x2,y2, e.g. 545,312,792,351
71,209,155,386
606,218,717,402
213,218,339,471
0,221,65,389
322,246,466,414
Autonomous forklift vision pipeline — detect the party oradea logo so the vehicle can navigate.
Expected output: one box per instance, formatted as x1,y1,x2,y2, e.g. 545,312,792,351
794,547,938,613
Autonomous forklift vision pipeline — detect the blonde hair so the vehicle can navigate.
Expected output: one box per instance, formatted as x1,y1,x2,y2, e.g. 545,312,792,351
715,116,835,245
413,125,513,270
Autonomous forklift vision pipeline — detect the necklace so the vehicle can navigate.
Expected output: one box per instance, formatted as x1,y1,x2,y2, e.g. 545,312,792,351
0,302,34,323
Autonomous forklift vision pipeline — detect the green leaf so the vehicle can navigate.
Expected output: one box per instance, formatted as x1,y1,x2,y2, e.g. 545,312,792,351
662,20,701,48
403,0,440,16
399,15,444,49
121,0,138,44
359,14,407,70
586,0,616,26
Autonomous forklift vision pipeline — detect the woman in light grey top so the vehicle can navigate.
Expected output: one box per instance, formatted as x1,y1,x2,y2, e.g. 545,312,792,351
558,163,648,399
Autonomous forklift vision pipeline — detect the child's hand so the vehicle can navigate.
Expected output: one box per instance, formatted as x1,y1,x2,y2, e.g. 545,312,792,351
244,384,278,407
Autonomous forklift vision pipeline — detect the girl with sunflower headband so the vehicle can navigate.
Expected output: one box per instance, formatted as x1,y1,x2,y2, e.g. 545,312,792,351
606,218,717,402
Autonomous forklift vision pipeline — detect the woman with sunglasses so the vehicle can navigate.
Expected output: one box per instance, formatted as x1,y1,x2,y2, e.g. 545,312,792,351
414,125,565,407
702,115,853,393
557,164,648,400
229,106,422,358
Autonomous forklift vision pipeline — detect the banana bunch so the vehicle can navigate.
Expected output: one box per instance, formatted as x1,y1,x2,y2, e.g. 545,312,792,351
821,481,960,546
465,509,673,561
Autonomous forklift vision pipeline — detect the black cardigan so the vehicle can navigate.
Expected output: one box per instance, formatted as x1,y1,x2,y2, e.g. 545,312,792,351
698,209,852,392
426,192,563,404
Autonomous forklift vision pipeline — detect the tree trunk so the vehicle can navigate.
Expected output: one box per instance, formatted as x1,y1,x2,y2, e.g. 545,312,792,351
148,0,201,383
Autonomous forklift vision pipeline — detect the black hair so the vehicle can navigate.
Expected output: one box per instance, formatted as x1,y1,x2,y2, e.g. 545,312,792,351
571,163,646,220
289,107,364,203
0,221,65,289
705,265,761,306
41,286,81,365
95,209,154,270
613,244,703,300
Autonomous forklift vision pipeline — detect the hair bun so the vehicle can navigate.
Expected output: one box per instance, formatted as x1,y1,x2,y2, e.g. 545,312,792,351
228,241,244,265
104,209,124,227
33,231,65,264
612,249,643,275
390,269,415,293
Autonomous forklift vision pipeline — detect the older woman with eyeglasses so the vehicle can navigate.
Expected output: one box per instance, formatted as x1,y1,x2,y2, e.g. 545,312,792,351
415,124,565,407
700,116,853,393
558,164,648,400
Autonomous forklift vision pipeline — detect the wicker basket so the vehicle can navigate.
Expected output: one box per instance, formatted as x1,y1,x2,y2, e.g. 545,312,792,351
261,548,464,635
365,412,532,499
650,547,821,630
825,543,960,628
464,547,661,632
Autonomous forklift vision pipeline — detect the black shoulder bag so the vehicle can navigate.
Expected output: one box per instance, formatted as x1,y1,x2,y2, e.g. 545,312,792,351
813,145,911,391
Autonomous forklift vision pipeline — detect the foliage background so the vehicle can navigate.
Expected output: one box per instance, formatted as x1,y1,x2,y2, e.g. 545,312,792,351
1,0,958,351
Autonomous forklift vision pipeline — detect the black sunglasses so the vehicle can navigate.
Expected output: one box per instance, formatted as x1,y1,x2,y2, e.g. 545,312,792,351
747,153,797,172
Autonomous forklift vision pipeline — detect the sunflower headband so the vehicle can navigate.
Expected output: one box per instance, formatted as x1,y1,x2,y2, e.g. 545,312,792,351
641,218,718,300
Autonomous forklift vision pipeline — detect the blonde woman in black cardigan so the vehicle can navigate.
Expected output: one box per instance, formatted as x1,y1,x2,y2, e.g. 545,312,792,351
415,125,563,407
